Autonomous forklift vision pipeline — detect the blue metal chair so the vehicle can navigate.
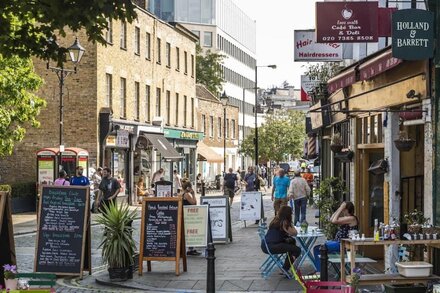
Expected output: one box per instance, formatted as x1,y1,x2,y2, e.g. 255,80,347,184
258,222,292,279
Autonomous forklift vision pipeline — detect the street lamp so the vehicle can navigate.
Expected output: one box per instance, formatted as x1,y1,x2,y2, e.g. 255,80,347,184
254,64,276,169
220,91,229,175
47,37,85,174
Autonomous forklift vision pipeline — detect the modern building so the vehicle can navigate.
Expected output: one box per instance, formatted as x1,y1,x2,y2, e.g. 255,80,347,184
146,0,257,169
0,5,200,204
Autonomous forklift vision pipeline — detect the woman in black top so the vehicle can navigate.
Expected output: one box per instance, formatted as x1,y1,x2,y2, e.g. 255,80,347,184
261,205,301,271
181,181,200,255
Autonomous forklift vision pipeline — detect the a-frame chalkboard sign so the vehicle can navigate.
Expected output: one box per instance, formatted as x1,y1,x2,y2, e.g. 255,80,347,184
0,190,16,289
34,186,91,278
139,197,187,276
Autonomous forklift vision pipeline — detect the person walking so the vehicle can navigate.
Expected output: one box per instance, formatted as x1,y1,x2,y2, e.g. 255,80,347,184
181,181,201,256
173,170,183,196
223,168,238,206
70,166,90,186
302,168,314,200
243,166,257,192
271,169,290,216
151,168,164,184
288,170,311,225
54,170,70,186
96,167,121,210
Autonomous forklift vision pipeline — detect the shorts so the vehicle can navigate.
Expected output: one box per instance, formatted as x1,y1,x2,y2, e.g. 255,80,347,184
224,187,235,198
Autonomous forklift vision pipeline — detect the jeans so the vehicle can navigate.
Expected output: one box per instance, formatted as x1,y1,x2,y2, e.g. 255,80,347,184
313,240,340,272
294,197,307,225
261,241,302,270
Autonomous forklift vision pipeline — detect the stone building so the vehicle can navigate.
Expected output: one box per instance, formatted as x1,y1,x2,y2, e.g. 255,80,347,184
0,5,199,203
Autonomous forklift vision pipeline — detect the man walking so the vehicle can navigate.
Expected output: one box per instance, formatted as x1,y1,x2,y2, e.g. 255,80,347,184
243,166,257,192
271,169,290,216
223,168,238,206
70,166,90,186
288,170,311,224
173,170,182,196
96,167,121,210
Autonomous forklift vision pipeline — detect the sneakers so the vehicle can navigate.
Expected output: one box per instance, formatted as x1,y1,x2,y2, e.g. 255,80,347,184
187,250,201,256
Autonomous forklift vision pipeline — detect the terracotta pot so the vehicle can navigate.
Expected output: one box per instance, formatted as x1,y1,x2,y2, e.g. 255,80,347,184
4,278,18,290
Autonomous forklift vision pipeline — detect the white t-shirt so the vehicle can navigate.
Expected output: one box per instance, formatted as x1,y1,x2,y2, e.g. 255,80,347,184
174,174,182,190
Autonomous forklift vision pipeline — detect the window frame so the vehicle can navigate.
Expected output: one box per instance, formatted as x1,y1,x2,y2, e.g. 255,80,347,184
176,47,180,71
120,77,126,118
120,21,127,49
156,88,161,117
134,81,140,120
134,27,140,55
145,85,151,122
166,90,171,125
157,37,161,64
166,42,171,68
105,73,112,107
146,32,151,60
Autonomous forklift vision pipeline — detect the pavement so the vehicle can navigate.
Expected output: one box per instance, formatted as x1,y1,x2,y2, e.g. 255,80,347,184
12,188,323,292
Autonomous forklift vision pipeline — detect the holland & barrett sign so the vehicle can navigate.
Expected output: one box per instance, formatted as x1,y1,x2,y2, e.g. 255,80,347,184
392,9,433,60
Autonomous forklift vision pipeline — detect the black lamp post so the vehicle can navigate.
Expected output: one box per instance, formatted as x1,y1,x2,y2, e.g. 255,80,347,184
220,91,229,175
47,37,85,175
254,65,276,169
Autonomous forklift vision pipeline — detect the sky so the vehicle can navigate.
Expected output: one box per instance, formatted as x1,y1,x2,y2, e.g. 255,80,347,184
234,0,318,89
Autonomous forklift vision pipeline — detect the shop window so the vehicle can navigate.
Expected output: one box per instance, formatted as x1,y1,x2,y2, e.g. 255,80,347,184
357,114,383,145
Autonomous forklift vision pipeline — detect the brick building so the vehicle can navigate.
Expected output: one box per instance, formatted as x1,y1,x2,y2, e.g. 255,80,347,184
195,85,239,182
0,6,199,203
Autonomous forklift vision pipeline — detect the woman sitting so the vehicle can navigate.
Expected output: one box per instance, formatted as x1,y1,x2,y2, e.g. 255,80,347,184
313,201,359,271
136,177,149,203
261,205,301,273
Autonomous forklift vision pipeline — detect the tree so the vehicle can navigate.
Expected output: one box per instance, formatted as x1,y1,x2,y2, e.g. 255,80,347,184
0,55,45,156
0,0,137,62
239,110,305,163
304,62,342,83
196,44,225,96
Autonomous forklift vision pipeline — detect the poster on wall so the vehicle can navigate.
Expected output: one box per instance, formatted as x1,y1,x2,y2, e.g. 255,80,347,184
183,205,209,247
240,192,262,221
38,158,55,185
155,181,173,197
301,75,321,102
294,30,342,62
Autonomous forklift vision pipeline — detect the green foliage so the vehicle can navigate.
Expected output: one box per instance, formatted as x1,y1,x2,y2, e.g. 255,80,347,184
9,182,36,199
0,0,137,62
404,209,429,226
314,177,346,239
97,202,137,268
196,44,225,96
0,185,11,192
304,62,342,83
0,55,45,156
239,110,305,163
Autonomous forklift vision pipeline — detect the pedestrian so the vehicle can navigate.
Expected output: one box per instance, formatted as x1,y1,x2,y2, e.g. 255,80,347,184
302,168,314,202
96,167,121,210
173,170,183,196
54,170,70,186
288,170,311,225
243,166,257,192
151,168,164,185
196,173,203,193
136,176,149,204
271,169,290,216
91,167,103,191
70,166,90,186
181,181,201,256
223,168,238,206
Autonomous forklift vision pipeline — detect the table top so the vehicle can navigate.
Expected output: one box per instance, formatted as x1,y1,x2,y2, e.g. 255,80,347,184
294,226,324,238
342,238,440,246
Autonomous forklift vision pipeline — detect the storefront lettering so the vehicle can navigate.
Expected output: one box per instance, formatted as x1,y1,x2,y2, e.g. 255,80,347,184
180,132,199,139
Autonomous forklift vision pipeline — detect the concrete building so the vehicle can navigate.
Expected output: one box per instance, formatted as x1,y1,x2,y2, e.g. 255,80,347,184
0,5,199,203
146,0,257,170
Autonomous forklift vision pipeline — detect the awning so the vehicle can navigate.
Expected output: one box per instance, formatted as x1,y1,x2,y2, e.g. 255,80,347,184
359,50,402,81
142,133,182,161
197,141,223,163
327,68,357,94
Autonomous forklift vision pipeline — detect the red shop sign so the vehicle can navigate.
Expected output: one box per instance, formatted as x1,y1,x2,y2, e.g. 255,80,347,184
316,2,378,43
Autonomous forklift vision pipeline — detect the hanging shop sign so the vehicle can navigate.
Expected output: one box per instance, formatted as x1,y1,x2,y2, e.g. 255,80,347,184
316,2,378,43
301,75,321,102
116,130,129,148
294,30,342,62
164,128,204,140
392,9,434,60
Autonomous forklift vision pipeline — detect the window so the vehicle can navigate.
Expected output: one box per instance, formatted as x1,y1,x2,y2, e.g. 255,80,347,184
166,90,171,125
146,32,151,60
176,47,180,71
157,37,161,64
134,82,140,120
156,88,161,117
175,93,180,125
184,51,188,74
166,42,171,67
120,77,126,117
192,30,200,40
120,21,127,49
209,116,213,137
183,95,187,126
105,19,113,43
202,114,206,134
218,117,222,137
105,73,112,107
134,27,140,55
191,54,194,77
191,97,195,127
226,119,229,138
145,85,151,121
203,31,212,47
231,119,236,139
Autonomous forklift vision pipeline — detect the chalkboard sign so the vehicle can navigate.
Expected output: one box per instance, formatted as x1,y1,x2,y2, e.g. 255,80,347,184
0,191,16,289
200,196,232,243
139,197,186,276
35,186,90,277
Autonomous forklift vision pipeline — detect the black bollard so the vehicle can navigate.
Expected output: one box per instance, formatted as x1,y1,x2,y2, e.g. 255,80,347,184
201,181,206,197
206,242,216,293
319,244,328,281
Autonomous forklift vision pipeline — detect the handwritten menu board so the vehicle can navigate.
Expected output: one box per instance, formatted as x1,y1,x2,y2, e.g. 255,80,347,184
35,186,89,276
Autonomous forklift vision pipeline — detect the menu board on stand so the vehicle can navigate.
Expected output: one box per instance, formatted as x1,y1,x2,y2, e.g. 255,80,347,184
200,196,232,243
0,191,16,289
155,180,173,197
240,191,262,223
34,186,91,278
139,197,187,276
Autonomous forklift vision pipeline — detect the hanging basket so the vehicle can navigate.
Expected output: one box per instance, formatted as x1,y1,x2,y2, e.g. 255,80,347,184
334,150,354,163
330,144,343,153
394,139,415,152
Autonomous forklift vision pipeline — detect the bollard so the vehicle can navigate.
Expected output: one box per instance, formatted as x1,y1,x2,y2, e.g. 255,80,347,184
201,181,206,197
319,244,328,281
206,242,216,293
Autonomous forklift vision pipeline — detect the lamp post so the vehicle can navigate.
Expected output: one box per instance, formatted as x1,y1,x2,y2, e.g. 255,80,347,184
220,91,229,175
47,37,85,175
254,65,276,169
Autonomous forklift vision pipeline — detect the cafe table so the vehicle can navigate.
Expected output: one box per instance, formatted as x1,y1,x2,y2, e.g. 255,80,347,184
294,226,325,270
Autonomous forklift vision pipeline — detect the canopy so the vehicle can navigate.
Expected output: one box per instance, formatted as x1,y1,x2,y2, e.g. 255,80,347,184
142,133,182,161
197,141,223,162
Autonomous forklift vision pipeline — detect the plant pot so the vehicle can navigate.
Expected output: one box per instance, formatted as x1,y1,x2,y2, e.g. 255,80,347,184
108,266,133,281
4,278,18,290
334,150,354,163
394,139,415,152
330,144,343,153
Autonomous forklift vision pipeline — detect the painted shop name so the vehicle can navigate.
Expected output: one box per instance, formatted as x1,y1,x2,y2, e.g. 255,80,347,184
396,21,430,31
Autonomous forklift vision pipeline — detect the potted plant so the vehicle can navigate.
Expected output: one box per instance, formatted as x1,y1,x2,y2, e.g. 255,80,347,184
330,132,343,153
96,202,137,281
3,264,18,290
394,131,415,152
334,149,354,163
